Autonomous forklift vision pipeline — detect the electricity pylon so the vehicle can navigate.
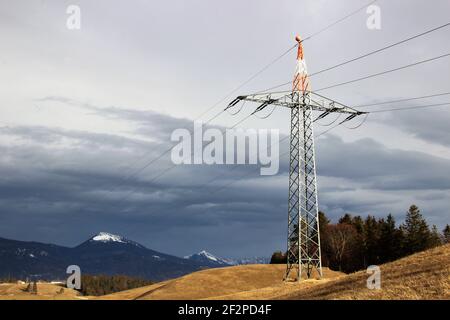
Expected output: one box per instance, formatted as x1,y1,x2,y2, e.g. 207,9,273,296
226,36,367,281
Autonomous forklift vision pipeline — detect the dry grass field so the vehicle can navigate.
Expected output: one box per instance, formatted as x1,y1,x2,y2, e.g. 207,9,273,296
1,244,448,300
100,265,343,300
0,282,84,300
278,243,450,300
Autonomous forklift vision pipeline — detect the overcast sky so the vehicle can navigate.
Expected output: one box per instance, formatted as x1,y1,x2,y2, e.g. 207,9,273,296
0,0,449,258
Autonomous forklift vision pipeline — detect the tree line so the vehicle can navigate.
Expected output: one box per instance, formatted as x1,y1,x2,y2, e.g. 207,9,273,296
0,274,153,296
271,204,450,273
79,274,153,296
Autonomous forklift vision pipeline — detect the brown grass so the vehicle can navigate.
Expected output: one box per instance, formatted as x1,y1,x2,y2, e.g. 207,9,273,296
0,282,84,300
100,265,342,300
101,244,450,300
2,244,448,300
278,243,450,300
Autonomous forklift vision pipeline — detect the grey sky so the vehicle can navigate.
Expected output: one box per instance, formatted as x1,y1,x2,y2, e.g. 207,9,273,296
0,0,449,258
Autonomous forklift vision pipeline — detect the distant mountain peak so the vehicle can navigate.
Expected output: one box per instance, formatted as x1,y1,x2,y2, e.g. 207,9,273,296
197,250,218,261
0,234,214,282
184,250,230,266
91,232,125,243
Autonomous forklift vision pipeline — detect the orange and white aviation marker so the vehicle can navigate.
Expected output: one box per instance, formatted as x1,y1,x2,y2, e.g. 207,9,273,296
293,35,311,93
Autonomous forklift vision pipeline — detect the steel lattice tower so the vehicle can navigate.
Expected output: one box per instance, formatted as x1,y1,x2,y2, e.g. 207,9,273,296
226,36,366,281
285,90,322,281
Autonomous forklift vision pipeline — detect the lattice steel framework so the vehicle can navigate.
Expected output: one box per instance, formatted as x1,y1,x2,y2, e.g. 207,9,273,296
226,35,367,281
285,91,321,281
227,90,366,281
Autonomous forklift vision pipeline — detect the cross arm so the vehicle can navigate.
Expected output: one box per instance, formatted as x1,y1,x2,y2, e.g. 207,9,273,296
226,90,367,117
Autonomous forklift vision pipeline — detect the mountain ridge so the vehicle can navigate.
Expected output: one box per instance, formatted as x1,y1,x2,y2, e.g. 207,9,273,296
184,250,232,266
184,250,270,266
0,233,219,281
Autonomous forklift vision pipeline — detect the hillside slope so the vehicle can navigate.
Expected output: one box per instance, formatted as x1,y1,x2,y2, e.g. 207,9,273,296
278,243,450,300
0,232,216,281
0,283,83,300
100,265,342,300
102,244,449,300
2,244,448,300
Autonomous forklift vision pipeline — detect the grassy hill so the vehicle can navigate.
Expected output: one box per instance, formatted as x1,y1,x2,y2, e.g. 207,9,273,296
102,243,449,300
99,265,342,300
1,244,448,300
0,282,83,300
279,243,450,300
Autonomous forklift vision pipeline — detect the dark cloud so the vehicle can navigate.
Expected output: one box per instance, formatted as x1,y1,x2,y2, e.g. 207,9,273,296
1,105,449,257
316,135,450,190
38,96,190,143
385,108,450,147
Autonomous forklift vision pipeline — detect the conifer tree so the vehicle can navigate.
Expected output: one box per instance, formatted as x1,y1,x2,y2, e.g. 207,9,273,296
378,214,404,262
338,213,353,225
401,205,432,255
351,216,364,234
429,225,443,247
443,224,450,244
270,251,286,264
363,215,381,266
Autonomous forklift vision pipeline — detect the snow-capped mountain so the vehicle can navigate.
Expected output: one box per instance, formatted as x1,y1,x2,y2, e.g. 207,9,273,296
91,232,126,243
85,232,144,248
0,233,270,281
0,233,217,281
184,250,270,266
227,257,270,265
184,250,231,267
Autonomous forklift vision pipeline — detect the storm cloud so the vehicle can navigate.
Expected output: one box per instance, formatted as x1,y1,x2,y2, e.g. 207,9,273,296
1,100,449,257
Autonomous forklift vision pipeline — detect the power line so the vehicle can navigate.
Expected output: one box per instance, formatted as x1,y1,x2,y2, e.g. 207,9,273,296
102,0,391,211
124,0,386,178
315,103,450,137
302,0,379,42
149,0,382,134
214,101,450,193
197,45,298,121
355,92,450,108
113,112,255,207
310,22,450,78
209,118,348,194
342,113,370,129
210,147,290,195
131,0,384,183
235,1,381,97
315,112,343,127
368,102,450,113
316,102,450,133
261,52,450,94
202,22,450,197
200,134,291,189
257,22,450,93
109,107,226,192
206,107,363,193
315,52,450,92
117,11,449,196
314,116,361,138
206,97,450,195
209,99,450,193
102,46,298,195
107,0,381,199
253,105,277,119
